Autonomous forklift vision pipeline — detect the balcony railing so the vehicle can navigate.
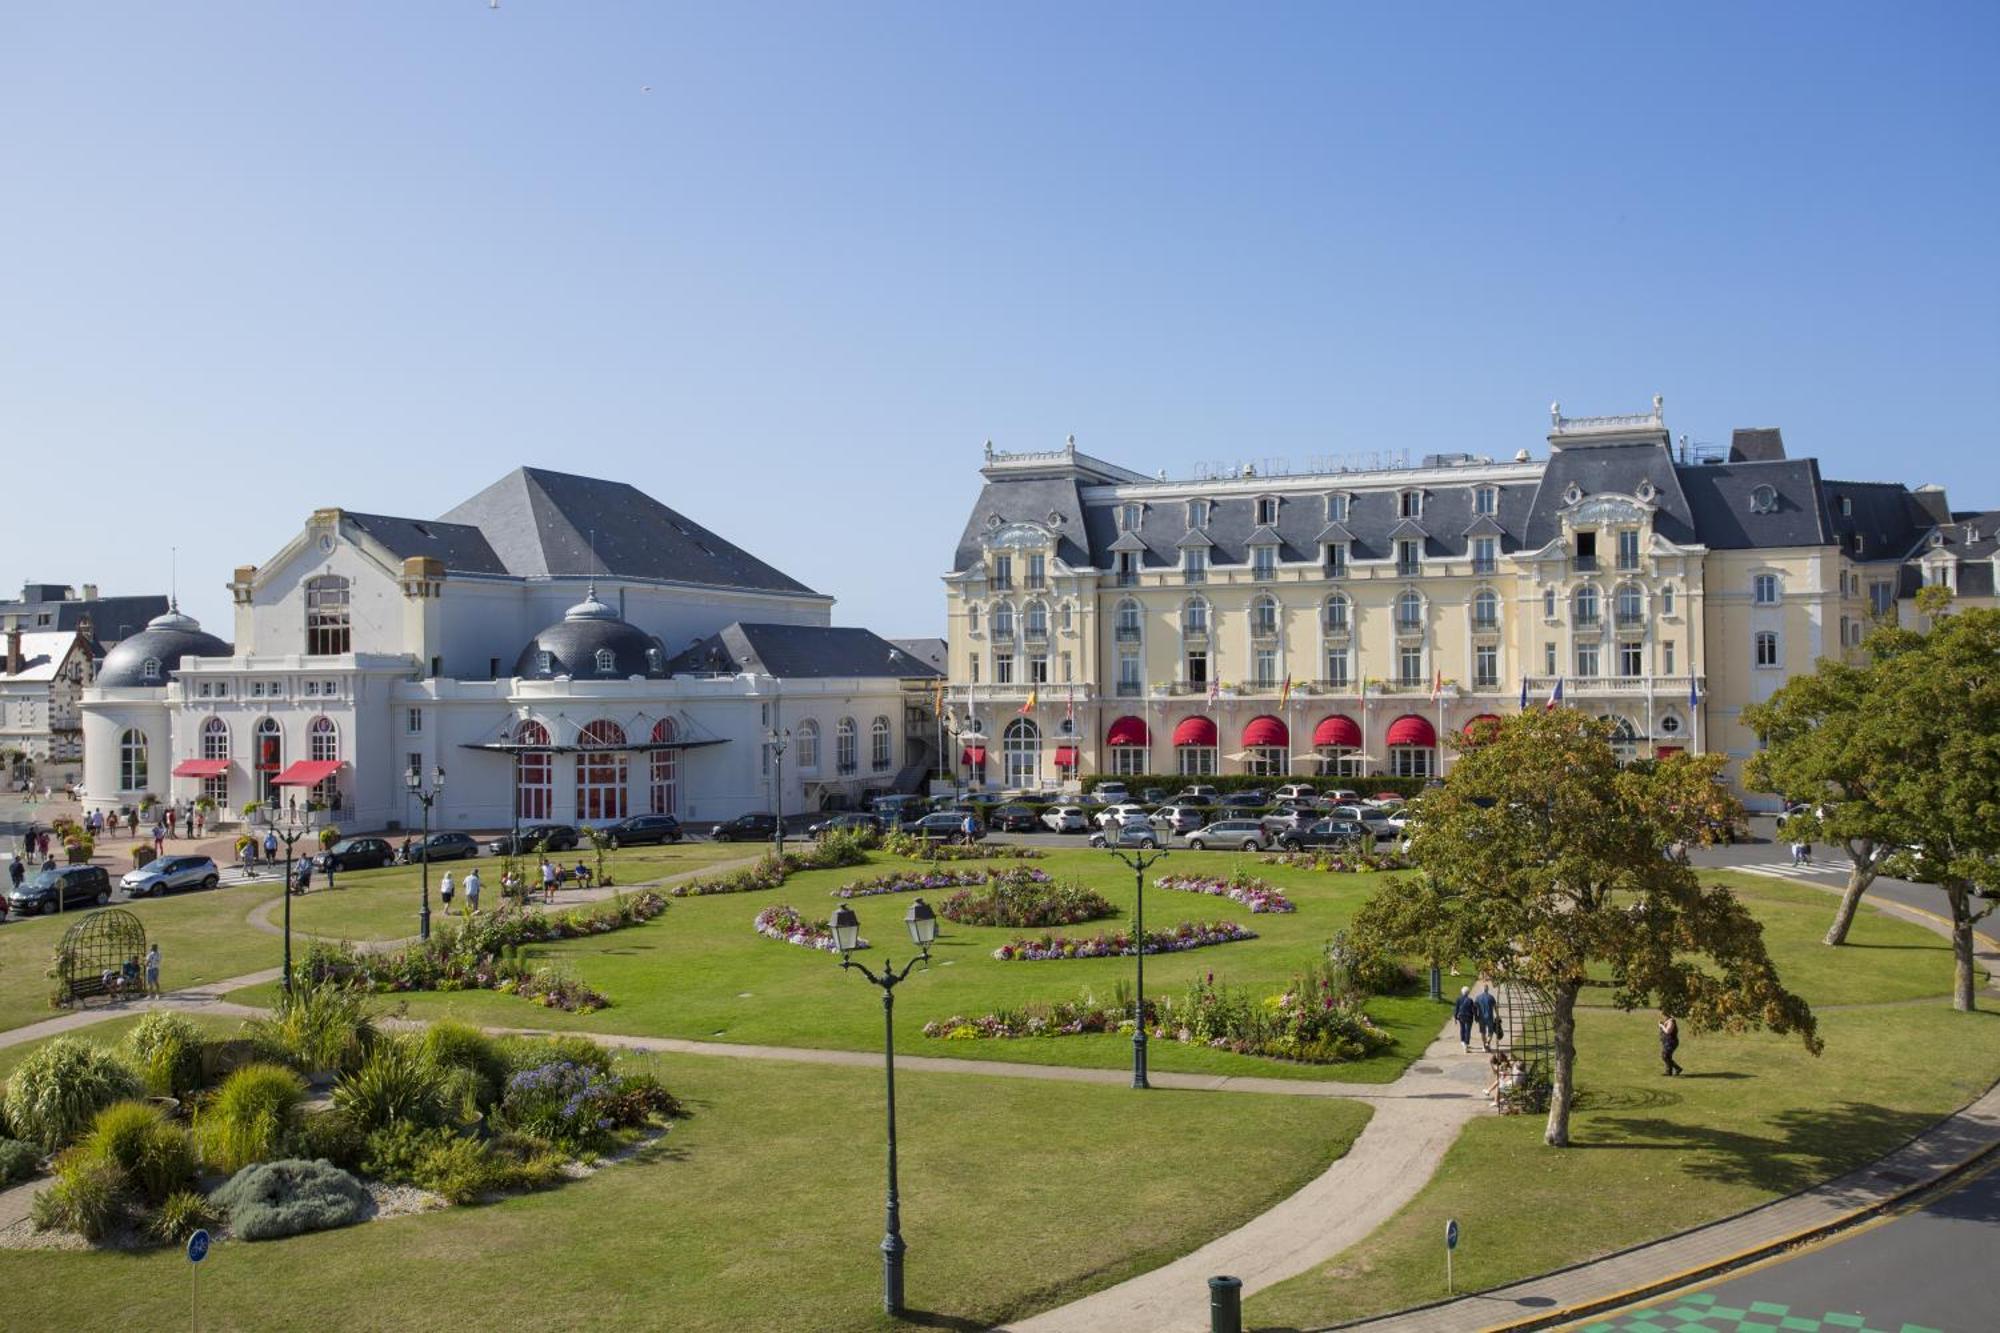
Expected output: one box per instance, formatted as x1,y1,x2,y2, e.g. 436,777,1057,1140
1472,558,1498,575
1615,611,1646,627
1574,555,1599,572
1573,611,1601,627
1023,626,1049,642
1115,681,1144,697
1471,615,1498,631
1522,674,1704,695
1396,561,1423,577
1394,616,1424,632
1114,625,1142,642
1116,572,1138,588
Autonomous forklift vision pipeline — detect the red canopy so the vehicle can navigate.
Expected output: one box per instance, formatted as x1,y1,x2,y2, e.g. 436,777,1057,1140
272,760,341,787
1054,745,1079,767
1242,715,1289,748
1312,715,1362,749
962,745,988,767
171,758,229,779
1384,715,1436,748
1654,745,1685,758
1172,716,1217,747
1106,716,1150,747
1461,714,1504,738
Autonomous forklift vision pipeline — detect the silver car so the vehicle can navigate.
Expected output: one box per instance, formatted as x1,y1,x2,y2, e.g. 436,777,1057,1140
1149,804,1208,835
1041,805,1090,834
120,854,222,898
1089,815,1159,849
1183,819,1270,851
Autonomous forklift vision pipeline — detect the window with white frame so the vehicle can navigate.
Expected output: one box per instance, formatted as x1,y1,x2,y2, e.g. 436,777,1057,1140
1115,598,1142,638
1184,546,1208,583
1026,552,1046,589
1325,542,1348,576
991,553,1013,588
1617,529,1641,571
1118,651,1141,692
1187,498,1209,528
536,650,553,674
836,717,858,773
407,708,423,734
992,601,1015,638
1474,643,1498,687
119,729,148,790
1395,589,1423,631
871,716,892,771
1396,539,1422,576
1324,645,1350,687
1755,631,1780,668
648,719,678,814
1024,600,1048,637
1664,641,1677,674
201,717,229,761
1252,648,1278,688
1615,583,1644,625
142,657,161,683
1472,536,1498,573
1251,594,1279,638
594,648,616,673
1399,490,1423,519
1183,596,1209,636
1544,641,1557,676
1472,588,1499,630
1058,601,1073,631
1573,584,1601,625
967,603,981,634
994,652,1014,684
1119,503,1143,532
1028,652,1048,683
1252,545,1277,580
795,719,820,770
1617,642,1643,678
1323,594,1350,633
1474,486,1496,516
1576,642,1601,677
1397,645,1424,687
305,575,352,655
1325,493,1348,522
1255,496,1278,525
576,719,629,821
1753,573,1780,605
1662,584,1676,616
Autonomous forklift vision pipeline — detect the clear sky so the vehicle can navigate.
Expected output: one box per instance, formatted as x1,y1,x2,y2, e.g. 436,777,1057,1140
3,3,1994,639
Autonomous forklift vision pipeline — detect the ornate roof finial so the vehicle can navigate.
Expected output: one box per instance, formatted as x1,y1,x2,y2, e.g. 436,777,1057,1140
983,439,994,462
1065,433,1076,454
1550,401,1562,427
1652,394,1664,419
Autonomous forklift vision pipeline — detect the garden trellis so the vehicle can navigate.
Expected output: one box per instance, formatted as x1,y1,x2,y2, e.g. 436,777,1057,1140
54,908,149,1007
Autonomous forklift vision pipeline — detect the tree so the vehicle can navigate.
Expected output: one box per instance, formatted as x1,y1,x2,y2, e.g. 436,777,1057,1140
1354,710,1820,1147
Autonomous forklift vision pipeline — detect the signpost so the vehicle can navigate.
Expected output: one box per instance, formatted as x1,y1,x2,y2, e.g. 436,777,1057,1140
1445,1218,1460,1295
188,1224,211,1328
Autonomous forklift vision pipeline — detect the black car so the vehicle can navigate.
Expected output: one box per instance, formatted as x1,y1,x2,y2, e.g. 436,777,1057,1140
603,814,683,848
986,803,1042,833
1277,819,1367,851
488,824,580,855
8,864,113,915
905,811,982,841
315,837,395,872
1221,790,1268,809
410,831,480,862
1139,787,1169,806
808,812,884,838
711,812,779,842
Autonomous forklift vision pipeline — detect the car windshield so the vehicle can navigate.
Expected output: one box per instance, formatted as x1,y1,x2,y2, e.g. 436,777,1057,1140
332,840,362,853
22,868,62,890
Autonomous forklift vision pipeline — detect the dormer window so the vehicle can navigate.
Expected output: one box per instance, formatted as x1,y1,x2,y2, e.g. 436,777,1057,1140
1967,526,1980,543
537,650,553,674
1564,482,1584,506
1186,499,1210,528
1183,546,1208,584
1749,484,1778,514
594,648,616,673
1325,493,1348,523
991,553,1013,589
1255,496,1279,526
141,657,161,683
646,648,664,673
1119,503,1143,533
1324,542,1348,577
1840,496,1853,517
1929,530,1946,549
1399,490,1423,519
1252,544,1277,581
1474,486,1497,516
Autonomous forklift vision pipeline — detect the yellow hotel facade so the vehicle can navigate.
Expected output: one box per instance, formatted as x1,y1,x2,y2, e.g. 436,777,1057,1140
939,401,1995,810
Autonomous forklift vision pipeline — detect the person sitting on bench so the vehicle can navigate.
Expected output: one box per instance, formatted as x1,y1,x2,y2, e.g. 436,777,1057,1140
571,860,593,889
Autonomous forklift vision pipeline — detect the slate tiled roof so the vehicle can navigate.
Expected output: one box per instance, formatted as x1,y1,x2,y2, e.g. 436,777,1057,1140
953,475,1095,571
1675,459,1830,550
888,637,948,675
344,514,509,576
1822,480,1937,562
0,595,170,648
668,624,943,679
1525,443,1697,548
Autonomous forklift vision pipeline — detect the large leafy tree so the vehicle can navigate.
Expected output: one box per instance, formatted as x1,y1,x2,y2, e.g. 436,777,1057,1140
1354,710,1820,1147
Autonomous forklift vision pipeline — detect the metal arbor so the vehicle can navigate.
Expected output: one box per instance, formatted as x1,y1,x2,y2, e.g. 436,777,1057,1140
55,908,149,1006
1494,980,1556,1112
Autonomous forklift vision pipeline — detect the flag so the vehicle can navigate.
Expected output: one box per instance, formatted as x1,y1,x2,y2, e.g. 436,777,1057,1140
1689,672,1699,708
1280,673,1293,705
1430,668,1443,702
931,679,943,719
1019,688,1037,715
1065,685,1075,727
1545,677,1564,711
1518,676,1529,711
1207,674,1219,704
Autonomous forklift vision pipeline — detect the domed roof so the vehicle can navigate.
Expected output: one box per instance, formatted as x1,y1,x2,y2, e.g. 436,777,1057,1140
96,608,232,688
513,591,668,681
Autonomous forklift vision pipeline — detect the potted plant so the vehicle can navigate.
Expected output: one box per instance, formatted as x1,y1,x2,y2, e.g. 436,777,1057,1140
133,842,155,869
317,826,340,851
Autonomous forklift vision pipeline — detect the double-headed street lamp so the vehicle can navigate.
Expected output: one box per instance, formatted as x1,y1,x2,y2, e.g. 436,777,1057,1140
766,727,790,858
404,763,445,941
829,896,939,1317
257,802,312,992
1105,842,1168,1089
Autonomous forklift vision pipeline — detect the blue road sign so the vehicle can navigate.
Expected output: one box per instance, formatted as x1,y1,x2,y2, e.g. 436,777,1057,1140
187,1228,211,1263
1445,1219,1460,1251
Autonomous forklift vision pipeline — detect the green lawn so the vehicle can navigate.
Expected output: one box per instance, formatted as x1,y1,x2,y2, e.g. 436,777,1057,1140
0,1010,246,1081
0,1045,1372,1332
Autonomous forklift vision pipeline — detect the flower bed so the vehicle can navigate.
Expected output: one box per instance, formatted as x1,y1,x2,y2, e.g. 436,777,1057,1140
753,905,868,952
1153,872,1294,914
939,876,1116,929
668,834,873,897
991,920,1255,961
1258,850,1410,873
880,832,1046,862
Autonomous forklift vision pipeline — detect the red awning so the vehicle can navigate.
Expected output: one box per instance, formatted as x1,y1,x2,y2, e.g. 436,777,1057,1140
1054,745,1080,767
271,760,341,787
1242,715,1289,748
171,759,229,779
1172,716,1217,747
1106,716,1150,747
1461,714,1504,738
1654,745,1685,758
1384,715,1437,748
1312,715,1362,749
962,745,988,767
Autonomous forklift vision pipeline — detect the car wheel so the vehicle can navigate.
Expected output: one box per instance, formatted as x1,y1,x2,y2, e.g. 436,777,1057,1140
95,891,110,906
1188,839,1206,851
607,836,621,850
42,901,58,916
1242,839,1258,851
203,875,220,890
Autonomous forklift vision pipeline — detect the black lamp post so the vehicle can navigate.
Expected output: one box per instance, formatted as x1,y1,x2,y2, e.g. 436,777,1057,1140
257,803,311,992
767,727,790,858
830,896,938,1316
404,763,445,941
1106,843,1168,1089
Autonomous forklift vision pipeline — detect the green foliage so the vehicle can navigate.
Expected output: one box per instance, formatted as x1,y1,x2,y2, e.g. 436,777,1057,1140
3,1036,143,1152
78,1100,195,1204
211,1158,370,1241
31,1153,130,1240
289,1107,366,1170
249,975,378,1074
937,874,1117,929
496,1061,619,1153
197,1063,305,1174
418,1021,508,1111
411,1133,499,1204
606,1071,685,1125
0,1137,41,1185
147,1188,221,1245
124,1011,206,1098
486,1130,567,1192
495,1033,614,1078
359,1120,453,1183
331,1039,449,1134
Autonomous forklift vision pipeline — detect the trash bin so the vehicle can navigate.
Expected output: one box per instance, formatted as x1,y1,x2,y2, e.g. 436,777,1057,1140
1209,1274,1243,1333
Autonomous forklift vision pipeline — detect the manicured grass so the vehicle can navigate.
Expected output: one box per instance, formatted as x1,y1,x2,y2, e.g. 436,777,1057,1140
282,842,752,941
0,882,282,1034
238,849,1439,1083
0,1047,1372,1332
0,1010,246,1082
1246,1002,2000,1330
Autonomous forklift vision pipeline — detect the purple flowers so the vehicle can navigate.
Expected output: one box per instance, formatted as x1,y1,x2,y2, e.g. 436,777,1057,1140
1154,873,1296,914
991,920,1257,961
754,904,869,952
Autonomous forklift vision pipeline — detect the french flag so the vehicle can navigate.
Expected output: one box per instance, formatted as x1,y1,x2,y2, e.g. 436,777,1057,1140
1545,677,1564,711
1519,677,1529,711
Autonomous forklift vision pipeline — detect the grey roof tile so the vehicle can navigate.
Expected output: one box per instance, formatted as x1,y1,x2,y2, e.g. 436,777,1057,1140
344,513,509,576
667,624,943,679
1675,458,1830,549
1526,443,1697,548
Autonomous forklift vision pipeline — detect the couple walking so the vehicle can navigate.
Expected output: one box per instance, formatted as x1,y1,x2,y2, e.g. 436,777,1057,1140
1452,983,1501,1054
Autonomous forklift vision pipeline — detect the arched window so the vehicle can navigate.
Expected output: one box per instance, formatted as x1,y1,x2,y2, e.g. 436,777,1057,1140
594,648,616,674
1602,715,1639,764
836,717,858,774
991,601,1016,638
1182,596,1209,636
1114,598,1142,636
1573,584,1601,626
1002,717,1040,788
1615,583,1644,625
308,716,339,806
305,575,352,655
1395,590,1424,631
1471,589,1499,630
516,720,553,820
649,718,678,815
119,729,149,791
967,603,982,635
255,717,283,803
141,657,162,684
1323,594,1350,634
200,717,230,761
576,719,629,822
1024,600,1048,638
870,716,892,771
1251,594,1279,638
795,719,821,770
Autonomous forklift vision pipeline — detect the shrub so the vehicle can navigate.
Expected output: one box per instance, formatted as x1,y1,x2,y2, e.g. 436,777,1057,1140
359,1120,455,1184
495,1034,614,1078
412,1134,500,1204
148,1188,221,1244
496,1061,618,1154
418,1022,507,1110
197,1064,305,1174
79,1100,195,1204
332,1039,448,1134
487,1130,566,1192
289,1108,367,1170
212,1159,370,1241
31,1153,130,1240
125,1012,206,1098
4,1037,143,1151
605,1071,685,1126
250,977,378,1075
0,1137,42,1185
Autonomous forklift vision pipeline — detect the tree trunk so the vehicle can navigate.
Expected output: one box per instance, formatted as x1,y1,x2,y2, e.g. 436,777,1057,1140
1543,980,1580,1147
1947,881,1977,1013
1823,842,1879,946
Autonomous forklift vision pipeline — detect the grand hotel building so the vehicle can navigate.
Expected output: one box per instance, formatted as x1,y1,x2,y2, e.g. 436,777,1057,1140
941,401,1995,808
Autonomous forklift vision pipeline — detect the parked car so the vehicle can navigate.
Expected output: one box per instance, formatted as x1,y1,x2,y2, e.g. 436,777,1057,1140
1149,804,1208,835
1276,819,1367,851
1183,819,1270,851
869,794,926,823
603,814,684,847
1328,804,1396,830
314,837,395,872
1326,788,1360,804
1139,787,1169,806
1040,805,1090,834
1259,807,1315,834
487,824,579,855
119,855,222,898
808,812,884,839
1176,784,1221,804
906,811,982,842
1093,782,1130,803
1221,790,1268,810
711,812,780,842
8,864,112,915
987,803,1043,834
411,831,480,862
1088,815,1159,849
1368,793,1408,808
1094,802,1151,830
1273,783,1319,803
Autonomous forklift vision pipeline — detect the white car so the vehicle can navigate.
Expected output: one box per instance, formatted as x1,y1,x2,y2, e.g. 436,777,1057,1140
1041,805,1089,834
1095,802,1150,830
1273,783,1319,803
1094,783,1130,804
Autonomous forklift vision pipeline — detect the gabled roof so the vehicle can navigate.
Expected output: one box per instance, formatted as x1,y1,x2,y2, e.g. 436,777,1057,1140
1107,531,1149,554
1462,514,1507,538
1312,521,1356,545
0,631,86,683
344,513,509,576
667,624,943,680
1386,518,1429,541
1822,479,1937,562
1173,528,1215,549
1245,525,1283,546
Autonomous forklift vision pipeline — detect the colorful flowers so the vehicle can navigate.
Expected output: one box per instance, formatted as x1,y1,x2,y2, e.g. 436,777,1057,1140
991,920,1256,961
1258,851,1410,873
753,904,869,952
830,866,1050,899
937,875,1116,928
1153,872,1295,914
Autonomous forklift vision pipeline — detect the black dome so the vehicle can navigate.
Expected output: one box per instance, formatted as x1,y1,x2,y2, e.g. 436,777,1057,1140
96,610,232,688
514,593,668,681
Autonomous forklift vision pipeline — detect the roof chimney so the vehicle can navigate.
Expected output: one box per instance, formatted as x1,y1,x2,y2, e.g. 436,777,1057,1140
5,623,20,677
80,583,99,602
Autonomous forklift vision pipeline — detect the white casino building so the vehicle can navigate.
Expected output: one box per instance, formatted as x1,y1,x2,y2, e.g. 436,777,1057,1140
80,468,939,832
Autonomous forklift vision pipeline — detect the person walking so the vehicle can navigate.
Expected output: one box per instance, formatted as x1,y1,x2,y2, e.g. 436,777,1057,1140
1473,982,1499,1053
127,808,139,838
152,822,166,857
7,854,22,891
145,943,162,997
960,811,977,846
540,857,557,904
1658,1011,1683,1077
263,830,278,865
1452,986,1477,1054
463,867,482,915
439,869,456,915
1789,839,1804,868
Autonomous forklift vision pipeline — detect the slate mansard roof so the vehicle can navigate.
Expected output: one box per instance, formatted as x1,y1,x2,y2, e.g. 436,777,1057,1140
668,624,943,680
95,611,232,688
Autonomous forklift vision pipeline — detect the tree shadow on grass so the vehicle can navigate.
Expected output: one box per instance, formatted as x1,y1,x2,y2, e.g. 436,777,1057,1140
895,1309,993,1331
1581,1101,1942,1200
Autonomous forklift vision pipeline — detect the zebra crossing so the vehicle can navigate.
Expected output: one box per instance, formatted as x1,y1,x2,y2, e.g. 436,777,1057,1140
1732,856,1855,881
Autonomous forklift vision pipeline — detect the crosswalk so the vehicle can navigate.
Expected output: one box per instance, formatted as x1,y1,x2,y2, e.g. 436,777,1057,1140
1733,857,1855,881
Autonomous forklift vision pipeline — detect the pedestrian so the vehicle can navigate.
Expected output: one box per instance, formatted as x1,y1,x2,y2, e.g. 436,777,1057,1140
1452,986,1477,1054
293,859,312,894
182,807,192,839
193,807,204,837
439,869,455,914
1800,840,1813,867
464,867,481,914
1473,982,1499,1053
7,854,22,890
1658,1011,1683,1076
541,857,557,904
145,943,161,997
263,830,277,863
960,811,977,846
127,809,138,837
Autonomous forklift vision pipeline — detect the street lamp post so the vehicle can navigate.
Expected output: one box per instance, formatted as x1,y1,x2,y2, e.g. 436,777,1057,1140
257,803,311,992
403,764,445,941
1106,843,1168,1089
830,897,939,1316
767,728,790,858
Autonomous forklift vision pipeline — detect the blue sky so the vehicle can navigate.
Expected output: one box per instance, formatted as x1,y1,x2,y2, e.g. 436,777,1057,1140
3,3,1994,638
